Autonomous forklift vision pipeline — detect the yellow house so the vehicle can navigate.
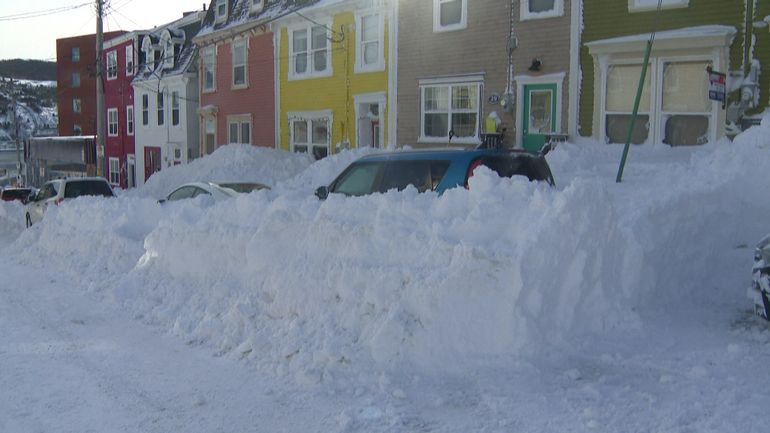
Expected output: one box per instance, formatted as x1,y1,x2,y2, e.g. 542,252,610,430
274,0,394,158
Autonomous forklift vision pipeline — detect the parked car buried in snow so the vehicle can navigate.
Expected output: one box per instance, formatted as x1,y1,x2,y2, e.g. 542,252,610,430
1,187,35,204
25,177,115,227
749,234,770,320
315,147,555,199
159,181,269,203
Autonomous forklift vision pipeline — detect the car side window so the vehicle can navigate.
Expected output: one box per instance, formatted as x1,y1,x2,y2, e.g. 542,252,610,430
38,184,56,200
379,160,432,193
167,186,196,201
191,187,210,198
333,162,383,196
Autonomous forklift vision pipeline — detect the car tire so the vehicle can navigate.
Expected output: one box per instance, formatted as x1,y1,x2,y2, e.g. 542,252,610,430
25,213,32,228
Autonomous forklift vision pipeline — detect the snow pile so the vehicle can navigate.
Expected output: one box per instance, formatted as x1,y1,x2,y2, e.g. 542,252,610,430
12,123,770,383
134,144,315,199
0,200,23,242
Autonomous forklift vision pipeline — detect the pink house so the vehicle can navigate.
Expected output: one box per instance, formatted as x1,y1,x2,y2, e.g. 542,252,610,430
194,0,284,154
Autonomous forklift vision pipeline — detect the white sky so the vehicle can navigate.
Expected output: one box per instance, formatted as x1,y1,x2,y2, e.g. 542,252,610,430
0,0,208,61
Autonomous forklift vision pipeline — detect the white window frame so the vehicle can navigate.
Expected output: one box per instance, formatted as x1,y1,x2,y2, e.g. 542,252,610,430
521,0,565,21
418,76,483,145
141,94,149,126
600,60,653,145
288,21,333,80
216,0,228,22
629,0,688,12
288,110,332,157
157,92,165,126
227,114,252,144
142,36,155,71
127,154,136,188
232,39,248,88
107,50,118,80
433,0,467,33
126,45,134,76
72,98,81,113
107,108,119,136
109,157,120,186
126,105,134,136
202,115,217,155
171,91,180,126
203,46,216,92
355,11,385,73
354,92,386,148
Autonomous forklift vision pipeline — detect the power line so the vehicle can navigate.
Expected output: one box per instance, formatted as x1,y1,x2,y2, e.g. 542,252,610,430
0,2,92,22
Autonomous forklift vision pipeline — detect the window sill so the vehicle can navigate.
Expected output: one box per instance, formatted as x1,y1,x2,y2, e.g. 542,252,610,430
231,83,249,90
354,63,386,74
202,88,217,94
432,23,467,33
520,10,564,21
288,70,334,81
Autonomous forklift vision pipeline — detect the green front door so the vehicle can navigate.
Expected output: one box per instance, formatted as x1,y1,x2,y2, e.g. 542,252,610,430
522,83,557,152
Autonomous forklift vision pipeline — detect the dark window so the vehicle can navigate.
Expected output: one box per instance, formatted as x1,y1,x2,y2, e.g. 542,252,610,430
63,180,114,198
332,162,384,196
167,186,196,201
379,160,433,193
472,155,554,185
38,183,57,200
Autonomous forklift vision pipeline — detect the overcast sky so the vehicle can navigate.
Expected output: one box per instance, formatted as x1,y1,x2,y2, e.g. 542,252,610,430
0,0,209,61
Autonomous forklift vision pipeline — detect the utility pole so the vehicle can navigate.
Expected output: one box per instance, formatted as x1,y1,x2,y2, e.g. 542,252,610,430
95,0,105,178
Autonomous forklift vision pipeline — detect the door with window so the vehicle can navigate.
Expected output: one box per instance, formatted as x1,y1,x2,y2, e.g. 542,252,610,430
144,147,161,181
522,83,557,152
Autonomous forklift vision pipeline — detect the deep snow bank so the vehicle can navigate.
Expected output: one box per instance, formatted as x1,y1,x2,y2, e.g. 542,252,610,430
12,123,770,380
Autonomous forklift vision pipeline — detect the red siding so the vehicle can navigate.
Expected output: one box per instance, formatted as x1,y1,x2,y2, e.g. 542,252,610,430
104,36,138,189
199,31,275,150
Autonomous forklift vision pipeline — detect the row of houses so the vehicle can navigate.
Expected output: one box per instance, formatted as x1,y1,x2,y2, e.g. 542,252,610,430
56,0,770,189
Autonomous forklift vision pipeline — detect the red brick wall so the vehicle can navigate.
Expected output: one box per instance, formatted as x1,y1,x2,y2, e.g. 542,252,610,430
104,37,137,189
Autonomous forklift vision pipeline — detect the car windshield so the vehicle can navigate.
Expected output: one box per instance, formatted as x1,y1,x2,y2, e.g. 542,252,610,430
1,189,31,200
64,180,114,198
217,183,269,193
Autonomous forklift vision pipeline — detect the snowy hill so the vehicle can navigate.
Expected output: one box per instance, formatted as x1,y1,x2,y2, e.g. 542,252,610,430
2,123,770,432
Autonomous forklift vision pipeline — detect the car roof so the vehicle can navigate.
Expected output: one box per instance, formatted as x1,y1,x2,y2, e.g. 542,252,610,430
354,148,539,163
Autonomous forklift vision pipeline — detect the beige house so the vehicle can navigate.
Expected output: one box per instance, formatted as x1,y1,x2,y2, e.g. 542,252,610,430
396,0,578,151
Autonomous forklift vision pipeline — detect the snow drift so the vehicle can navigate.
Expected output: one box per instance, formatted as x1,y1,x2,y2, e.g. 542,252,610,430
10,120,770,381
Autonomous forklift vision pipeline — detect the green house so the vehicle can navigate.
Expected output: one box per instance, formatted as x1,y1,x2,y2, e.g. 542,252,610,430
579,0,769,146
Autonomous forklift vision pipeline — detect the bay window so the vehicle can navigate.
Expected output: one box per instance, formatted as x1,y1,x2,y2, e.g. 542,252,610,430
290,112,331,159
660,61,712,146
604,64,651,145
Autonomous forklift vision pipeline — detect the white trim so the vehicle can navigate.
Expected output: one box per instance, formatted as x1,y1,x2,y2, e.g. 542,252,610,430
274,30,281,149
126,45,134,76
354,92,386,148
108,157,120,186
231,38,249,89
215,0,228,23
227,114,252,144
433,0,467,33
127,154,136,188
628,0,688,13
567,0,581,138
126,105,134,136
521,0,564,21
107,108,119,137
287,110,333,156
287,19,333,81
418,74,485,86
106,50,118,80
202,45,217,93
388,0,398,148
171,91,181,128
250,0,264,14
355,10,386,74
514,73,565,147
418,79,483,145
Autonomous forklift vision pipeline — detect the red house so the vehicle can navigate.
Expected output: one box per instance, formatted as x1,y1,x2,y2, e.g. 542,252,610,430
103,32,147,189
56,31,126,136
194,0,280,154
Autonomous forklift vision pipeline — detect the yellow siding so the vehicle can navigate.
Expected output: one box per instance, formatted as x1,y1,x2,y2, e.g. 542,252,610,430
279,11,389,153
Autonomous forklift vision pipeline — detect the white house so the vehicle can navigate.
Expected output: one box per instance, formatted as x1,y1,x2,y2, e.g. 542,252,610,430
132,11,204,186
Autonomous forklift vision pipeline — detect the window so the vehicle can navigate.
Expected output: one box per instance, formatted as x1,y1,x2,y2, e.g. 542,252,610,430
172,92,180,126
107,108,119,136
163,36,174,70
73,124,82,135
107,51,118,80
420,81,481,143
71,73,80,88
356,13,384,72
228,115,251,144
661,61,712,146
251,0,264,13
141,94,149,125
71,47,80,62
72,98,81,113
290,113,330,159
290,24,331,79
629,0,688,12
157,93,164,126
126,45,134,75
604,64,651,145
216,0,227,21
126,105,134,135
433,0,466,32
232,40,247,87
109,158,120,185
203,47,216,92
521,0,564,20
142,36,154,71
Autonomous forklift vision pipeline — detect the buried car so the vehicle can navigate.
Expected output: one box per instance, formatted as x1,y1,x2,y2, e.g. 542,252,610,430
749,234,770,320
315,147,555,199
159,181,269,203
25,177,115,227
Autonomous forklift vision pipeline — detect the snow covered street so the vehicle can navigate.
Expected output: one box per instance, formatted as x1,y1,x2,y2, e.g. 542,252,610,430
3,120,770,431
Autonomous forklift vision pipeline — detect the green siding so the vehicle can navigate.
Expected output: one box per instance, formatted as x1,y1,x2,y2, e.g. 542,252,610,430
750,1,770,116
579,0,748,137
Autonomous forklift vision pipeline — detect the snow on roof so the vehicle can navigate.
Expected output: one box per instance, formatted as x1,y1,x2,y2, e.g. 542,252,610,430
195,0,323,39
586,25,737,47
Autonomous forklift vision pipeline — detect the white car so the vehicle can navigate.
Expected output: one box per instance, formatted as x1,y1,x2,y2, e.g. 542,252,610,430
159,182,269,203
25,177,115,227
